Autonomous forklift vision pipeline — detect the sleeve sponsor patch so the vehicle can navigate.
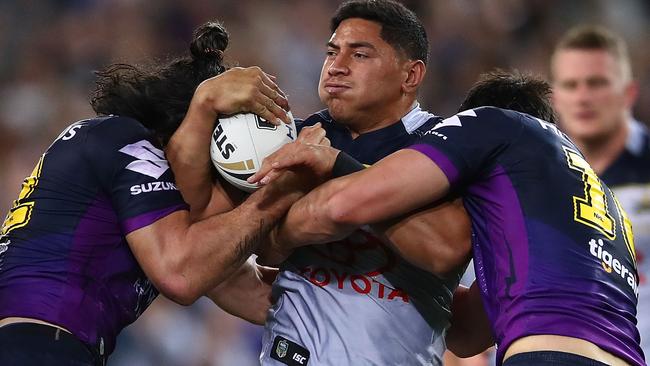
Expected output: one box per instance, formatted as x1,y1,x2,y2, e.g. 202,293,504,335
270,335,310,366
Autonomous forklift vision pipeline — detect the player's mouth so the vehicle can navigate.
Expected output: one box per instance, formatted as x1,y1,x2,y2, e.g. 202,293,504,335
323,81,351,94
574,110,598,121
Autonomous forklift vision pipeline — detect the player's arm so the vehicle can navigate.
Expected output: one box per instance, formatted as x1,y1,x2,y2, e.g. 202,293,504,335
205,258,277,325
165,66,291,220
374,198,471,275
126,171,308,306
446,282,494,357
273,148,450,248
251,144,469,273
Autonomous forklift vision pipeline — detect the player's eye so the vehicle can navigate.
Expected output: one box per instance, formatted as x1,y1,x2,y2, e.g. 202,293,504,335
587,77,609,89
353,52,368,59
326,50,337,57
559,80,577,90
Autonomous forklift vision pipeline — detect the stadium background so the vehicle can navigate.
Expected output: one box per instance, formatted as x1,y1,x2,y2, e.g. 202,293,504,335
0,0,648,365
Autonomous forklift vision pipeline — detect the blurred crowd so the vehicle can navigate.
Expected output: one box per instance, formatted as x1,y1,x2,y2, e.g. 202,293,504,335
1,1,648,365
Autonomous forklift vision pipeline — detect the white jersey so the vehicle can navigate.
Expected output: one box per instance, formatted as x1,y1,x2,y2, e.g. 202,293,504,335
614,184,650,355
260,108,465,366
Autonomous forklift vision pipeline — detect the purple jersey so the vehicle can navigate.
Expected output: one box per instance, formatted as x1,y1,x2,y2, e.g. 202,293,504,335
409,107,645,366
0,116,187,357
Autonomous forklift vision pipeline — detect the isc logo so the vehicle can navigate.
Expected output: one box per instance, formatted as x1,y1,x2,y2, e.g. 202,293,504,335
212,123,236,159
292,353,307,364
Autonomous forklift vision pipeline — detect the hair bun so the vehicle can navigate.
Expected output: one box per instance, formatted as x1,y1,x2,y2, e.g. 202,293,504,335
190,21,229,62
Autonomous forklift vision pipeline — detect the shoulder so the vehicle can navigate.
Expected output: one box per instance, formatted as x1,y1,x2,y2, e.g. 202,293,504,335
86,115,150,138
402,104,441,136
445,106,533,133
470,106,521,123
47,116,150,152
297,109,334,132
83,115,156,149
629,119,650,159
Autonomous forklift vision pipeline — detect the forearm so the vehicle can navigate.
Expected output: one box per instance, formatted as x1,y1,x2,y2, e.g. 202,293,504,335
182,179,302,297
275,177,358,249
165,103,217,215
373,199,471,276
446,282,494,357
205,258,273,324
131,172,306,305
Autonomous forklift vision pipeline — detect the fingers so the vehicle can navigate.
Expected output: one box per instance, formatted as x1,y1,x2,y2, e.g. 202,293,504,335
259,72,291,124
297,123,326,143
255,154,308,185
247,144,301,183
207,66,292,124
255,92,291,125
321,136,331,147
258,169,283,185
248,156,284,184
261,72,289,107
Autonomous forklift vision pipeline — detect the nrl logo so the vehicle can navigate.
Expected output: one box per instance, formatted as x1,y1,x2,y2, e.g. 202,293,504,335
275,339,288,358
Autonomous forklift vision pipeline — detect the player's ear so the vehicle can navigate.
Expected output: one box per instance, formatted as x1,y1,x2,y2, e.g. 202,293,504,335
402,60,426,94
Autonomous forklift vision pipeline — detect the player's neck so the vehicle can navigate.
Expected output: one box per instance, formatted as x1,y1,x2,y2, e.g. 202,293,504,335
346,99,416,139
576,119,629,176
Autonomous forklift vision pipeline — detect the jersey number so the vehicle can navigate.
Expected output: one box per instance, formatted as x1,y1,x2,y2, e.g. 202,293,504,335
1,155,44,236
563,147,635,262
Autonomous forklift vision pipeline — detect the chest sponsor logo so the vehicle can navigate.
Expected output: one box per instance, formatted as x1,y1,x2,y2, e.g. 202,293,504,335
298,231,409,303
589,238,639,296
119,140,170,179
130,181,178,195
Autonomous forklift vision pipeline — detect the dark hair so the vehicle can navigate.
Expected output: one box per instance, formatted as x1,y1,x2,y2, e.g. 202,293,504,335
459,70,557,124
551,25,631,81
331,0,428,65
91,21,229,145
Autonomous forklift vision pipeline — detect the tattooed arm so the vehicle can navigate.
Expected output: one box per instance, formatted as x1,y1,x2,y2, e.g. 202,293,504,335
126,171,308,306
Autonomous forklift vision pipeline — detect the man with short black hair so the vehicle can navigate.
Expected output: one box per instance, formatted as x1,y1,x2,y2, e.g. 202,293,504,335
258,1,469,365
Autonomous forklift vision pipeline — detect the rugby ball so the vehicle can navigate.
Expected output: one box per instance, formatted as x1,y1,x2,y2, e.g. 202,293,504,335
210,112,297,192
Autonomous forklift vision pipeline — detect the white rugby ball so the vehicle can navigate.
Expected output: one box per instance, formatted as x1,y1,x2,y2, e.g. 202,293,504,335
210,112,297,192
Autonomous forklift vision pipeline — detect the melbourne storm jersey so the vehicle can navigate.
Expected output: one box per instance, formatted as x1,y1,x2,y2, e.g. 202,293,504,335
601,119,650,356
261,105,466,366
409,107,645,366
0,116,187,357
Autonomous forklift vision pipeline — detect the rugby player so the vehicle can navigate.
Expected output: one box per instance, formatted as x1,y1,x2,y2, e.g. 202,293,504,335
251,71,645,366
256,1,470,365
0,21,303,365
551,25,650,356
252,0,470,365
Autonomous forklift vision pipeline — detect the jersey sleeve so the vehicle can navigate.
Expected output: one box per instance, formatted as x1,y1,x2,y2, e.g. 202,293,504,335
407,107,523,188
83,116,188,234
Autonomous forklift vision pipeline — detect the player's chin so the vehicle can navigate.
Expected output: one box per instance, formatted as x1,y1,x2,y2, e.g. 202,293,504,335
325,100,353,122
570,121,611,141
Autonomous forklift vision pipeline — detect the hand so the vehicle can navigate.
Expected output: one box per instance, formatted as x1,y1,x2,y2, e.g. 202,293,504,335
206,258,279,325
248,124,339,186
191,66,291,125
296,122,330,146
